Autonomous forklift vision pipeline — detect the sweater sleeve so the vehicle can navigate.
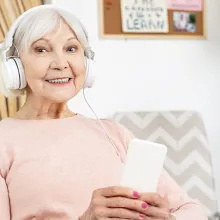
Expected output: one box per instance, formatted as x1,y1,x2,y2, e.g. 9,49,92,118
0,138,11,220
0,173,10,219
157,170,208,220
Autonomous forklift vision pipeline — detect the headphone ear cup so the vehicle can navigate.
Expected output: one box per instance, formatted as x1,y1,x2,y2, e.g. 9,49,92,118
84,58,96,88
3,57,26,90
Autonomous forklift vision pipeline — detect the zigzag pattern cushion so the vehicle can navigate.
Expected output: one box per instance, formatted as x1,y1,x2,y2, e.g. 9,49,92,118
111,111,217,217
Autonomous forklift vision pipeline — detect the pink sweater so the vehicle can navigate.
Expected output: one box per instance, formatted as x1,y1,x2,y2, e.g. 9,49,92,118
0,114,207,220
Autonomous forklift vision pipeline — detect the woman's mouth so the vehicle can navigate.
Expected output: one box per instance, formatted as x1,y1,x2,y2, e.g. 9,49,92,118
45,78,72,85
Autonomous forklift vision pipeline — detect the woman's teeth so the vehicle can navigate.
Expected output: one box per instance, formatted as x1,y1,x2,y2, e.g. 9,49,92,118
47,78,70,83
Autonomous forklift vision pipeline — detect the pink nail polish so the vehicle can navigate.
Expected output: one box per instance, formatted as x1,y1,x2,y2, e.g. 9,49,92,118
142,202,148,209
133,191,140,198
139,214,145,219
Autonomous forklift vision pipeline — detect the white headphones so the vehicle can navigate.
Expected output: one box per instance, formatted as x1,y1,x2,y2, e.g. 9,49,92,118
0,5,96,90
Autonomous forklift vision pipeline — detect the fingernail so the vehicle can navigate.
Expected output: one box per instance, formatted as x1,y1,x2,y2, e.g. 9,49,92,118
133,191,140,198
139,214,145,219
142,202,148,209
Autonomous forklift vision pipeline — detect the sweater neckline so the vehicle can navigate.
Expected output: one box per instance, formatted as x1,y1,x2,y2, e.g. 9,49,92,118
3,113,82,123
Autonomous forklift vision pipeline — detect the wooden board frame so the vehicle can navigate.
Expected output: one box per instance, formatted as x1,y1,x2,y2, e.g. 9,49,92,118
98,0,207,40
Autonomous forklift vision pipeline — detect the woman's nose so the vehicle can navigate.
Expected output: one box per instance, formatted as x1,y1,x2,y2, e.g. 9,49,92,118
50,53,69,71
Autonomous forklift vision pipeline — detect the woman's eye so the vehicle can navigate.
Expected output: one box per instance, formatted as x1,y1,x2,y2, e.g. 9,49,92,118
35,48,47,53
68,47,77,53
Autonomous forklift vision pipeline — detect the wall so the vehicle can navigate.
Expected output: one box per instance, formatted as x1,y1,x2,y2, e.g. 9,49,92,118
54,0,220,209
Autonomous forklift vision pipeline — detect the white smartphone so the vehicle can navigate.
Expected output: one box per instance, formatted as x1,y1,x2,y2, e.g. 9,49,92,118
120,138,167,193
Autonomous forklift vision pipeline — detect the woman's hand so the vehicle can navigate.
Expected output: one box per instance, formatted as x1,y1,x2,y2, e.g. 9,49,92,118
79,186,173,220
139,192,172,220
79,186,150,220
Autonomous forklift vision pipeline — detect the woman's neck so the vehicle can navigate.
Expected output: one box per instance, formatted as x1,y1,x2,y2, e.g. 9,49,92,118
13,95,76,120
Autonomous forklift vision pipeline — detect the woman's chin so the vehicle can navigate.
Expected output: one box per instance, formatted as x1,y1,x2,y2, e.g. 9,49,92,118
45,92,77,103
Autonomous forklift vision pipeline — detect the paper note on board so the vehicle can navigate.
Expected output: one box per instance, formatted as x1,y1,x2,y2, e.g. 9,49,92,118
167,0,202,11
120,0,169,33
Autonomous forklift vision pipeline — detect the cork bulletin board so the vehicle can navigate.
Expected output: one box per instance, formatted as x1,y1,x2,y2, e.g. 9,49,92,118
98,0,206,39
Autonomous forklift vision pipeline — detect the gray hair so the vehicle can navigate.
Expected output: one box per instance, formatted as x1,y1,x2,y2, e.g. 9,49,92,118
0,7,90,97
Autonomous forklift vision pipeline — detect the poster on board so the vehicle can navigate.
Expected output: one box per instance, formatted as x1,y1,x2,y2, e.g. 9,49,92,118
120,0,169,33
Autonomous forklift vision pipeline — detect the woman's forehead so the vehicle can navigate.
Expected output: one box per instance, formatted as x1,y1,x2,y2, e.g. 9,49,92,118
33,20,77,44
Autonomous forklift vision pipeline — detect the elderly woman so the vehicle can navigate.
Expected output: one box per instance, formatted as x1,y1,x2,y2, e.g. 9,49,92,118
0,5,207,220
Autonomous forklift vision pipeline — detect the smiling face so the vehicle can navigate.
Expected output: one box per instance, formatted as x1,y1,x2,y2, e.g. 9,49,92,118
20,18,86,103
